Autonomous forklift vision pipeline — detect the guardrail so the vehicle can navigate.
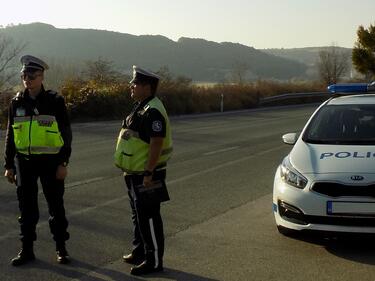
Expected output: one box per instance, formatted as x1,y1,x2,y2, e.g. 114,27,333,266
259,92,331,105
259,91,375,106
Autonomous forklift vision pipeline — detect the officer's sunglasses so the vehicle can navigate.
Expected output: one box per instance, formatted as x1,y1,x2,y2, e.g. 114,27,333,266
21,73,42,81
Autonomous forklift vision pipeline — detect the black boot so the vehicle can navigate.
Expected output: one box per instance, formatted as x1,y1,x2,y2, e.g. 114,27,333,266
123,252,145,265
56,243,70,264
11,244,35,266
130,260,163,275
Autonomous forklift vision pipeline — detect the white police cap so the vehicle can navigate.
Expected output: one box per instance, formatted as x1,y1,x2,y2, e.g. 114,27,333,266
20,55,49,72
130,65,160,84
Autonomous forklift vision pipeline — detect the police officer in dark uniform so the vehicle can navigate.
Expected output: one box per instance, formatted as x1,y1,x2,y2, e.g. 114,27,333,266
115,66,173,275
4,55,72,266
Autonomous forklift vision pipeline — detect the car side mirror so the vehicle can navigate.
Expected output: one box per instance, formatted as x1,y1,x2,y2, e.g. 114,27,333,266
282,133,298,145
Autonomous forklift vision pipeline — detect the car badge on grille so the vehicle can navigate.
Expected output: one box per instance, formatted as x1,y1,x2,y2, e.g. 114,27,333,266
350,175,364,181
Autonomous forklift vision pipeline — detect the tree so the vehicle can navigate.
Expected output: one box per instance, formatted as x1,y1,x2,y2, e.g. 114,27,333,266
0,33,27,91
155,66,173,85
44,58,82,90
352,23,375,79
231,61,249,84
317,45,350,85
83,58,120,85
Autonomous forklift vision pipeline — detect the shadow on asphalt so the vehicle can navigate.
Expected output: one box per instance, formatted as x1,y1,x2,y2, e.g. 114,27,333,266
20,259,144,281
324,235,375,266
282,231,375,265
144,267,220,281
13,259,220,281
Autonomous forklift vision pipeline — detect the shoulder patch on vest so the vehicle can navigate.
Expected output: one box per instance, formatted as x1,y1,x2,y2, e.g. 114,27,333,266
152,120,163,132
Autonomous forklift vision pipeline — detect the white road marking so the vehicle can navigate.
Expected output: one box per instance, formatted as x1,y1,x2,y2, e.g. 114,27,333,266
66,177,104,188
173,145,285,184
0,144,285,242
0,195,128,241
203,146,240,156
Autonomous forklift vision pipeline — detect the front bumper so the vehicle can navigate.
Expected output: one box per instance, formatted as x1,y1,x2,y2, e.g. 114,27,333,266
273,166,375,234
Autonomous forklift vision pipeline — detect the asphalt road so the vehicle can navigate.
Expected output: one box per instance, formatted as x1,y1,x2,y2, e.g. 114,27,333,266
1,104,375,281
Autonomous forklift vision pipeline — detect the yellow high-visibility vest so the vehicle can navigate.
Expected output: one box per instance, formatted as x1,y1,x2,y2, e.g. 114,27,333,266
114,97,173,174
12,115,64,155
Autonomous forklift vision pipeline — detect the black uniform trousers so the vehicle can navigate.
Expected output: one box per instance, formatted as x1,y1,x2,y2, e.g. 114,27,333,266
125,170,166,267
15,155,69,247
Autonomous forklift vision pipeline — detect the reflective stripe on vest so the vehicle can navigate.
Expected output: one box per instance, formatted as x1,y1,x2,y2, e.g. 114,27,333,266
12,114,64,155
114,97,173,173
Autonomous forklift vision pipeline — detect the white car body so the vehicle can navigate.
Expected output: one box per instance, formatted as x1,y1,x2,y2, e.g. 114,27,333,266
273,94,375,234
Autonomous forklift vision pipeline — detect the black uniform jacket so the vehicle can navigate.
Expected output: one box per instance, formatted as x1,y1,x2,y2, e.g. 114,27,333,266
4,85,72,169
124,96,170,202
124,96,166,142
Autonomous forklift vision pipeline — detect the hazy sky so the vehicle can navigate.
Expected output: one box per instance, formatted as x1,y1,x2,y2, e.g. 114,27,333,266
1,0,374,49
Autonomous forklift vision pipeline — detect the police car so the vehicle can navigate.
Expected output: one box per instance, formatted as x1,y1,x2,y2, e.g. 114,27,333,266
273,82,375,235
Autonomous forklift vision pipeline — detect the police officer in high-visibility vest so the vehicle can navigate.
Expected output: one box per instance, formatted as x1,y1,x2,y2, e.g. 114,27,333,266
115,66,172,276
4,55,72,266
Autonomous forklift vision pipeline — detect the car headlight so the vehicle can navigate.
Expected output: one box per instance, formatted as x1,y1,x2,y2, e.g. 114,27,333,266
280,157,307,189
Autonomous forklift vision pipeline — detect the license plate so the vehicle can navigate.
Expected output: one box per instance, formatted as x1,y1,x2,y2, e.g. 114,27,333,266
327,201,375,216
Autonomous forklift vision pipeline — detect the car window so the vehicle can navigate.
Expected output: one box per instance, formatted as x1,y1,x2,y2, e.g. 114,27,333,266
303,104,375,145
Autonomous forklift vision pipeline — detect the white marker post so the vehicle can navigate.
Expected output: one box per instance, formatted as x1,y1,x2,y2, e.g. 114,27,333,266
220,93,224,112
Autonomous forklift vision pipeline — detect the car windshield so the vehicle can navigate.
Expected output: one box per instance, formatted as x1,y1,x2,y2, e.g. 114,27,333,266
303,104,375,145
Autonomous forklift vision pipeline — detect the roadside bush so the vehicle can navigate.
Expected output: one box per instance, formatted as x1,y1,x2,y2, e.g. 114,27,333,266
61,79,132,120
254,79,325,97
0,77,327,129
157,70,195,114
0,92,13,129
199,84,258,111
159,86,195,115
59,77,326,120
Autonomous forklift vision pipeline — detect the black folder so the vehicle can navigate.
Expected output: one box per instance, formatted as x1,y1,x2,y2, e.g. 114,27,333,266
135,180,170,202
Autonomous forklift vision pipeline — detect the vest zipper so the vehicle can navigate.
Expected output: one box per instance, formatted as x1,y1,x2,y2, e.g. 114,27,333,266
28,115,33,155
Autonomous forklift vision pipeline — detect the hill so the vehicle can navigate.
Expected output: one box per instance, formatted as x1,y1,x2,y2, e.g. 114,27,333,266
1,23,307,81
262,47,353,78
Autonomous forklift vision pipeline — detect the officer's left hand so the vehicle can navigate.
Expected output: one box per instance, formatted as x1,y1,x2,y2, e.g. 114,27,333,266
56,165,68,180
143,175,153,188
5,169,16,184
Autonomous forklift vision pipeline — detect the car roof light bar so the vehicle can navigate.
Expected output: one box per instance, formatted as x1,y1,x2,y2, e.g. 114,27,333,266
328,81,375,94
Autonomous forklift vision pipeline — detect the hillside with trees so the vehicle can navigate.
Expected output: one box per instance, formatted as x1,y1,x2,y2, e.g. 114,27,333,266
262,47,353,79
0,23,307,82
3,22,369,127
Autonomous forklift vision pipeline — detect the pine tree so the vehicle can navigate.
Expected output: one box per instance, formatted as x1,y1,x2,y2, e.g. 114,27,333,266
352,24,375,79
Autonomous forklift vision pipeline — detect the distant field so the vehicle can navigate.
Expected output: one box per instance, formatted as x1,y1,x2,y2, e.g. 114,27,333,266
193,82,218,87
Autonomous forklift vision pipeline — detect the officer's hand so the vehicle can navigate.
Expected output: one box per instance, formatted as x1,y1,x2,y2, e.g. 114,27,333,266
56,165,68,180
143,175,153,188
5,169,16,184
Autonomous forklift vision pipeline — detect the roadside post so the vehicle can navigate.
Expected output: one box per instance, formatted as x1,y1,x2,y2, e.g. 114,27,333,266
220,93,224,112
